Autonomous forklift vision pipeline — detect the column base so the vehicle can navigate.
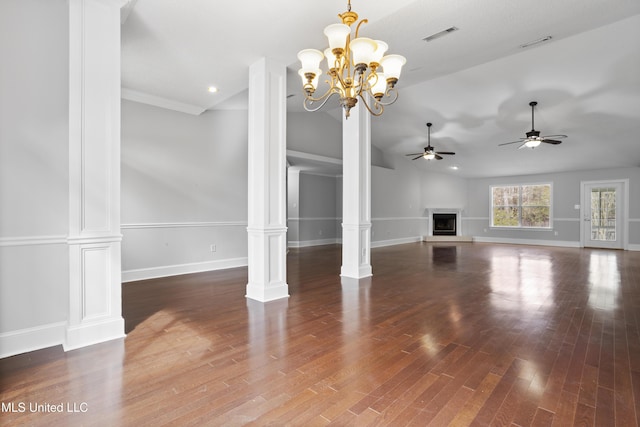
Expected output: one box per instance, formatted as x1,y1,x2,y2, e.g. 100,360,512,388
341,222,372,279
63,317,125,352
340,265,373,279
246,283,290,302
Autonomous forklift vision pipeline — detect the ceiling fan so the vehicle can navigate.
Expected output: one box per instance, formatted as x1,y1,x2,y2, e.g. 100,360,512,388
499,101,567,149
406,123,455,161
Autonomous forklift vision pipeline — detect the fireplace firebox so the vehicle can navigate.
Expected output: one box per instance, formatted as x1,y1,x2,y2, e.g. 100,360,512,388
432,213,457,236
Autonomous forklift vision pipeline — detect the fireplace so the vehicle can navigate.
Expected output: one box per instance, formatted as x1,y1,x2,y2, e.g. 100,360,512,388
432,213,457,236
424,208,468,241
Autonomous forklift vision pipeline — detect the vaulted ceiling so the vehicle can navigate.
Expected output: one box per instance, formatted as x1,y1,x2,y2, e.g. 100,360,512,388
121,0,640,177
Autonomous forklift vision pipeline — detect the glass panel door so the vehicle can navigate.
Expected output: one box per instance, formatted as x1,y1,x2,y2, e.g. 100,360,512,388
583,182,623,249
590,187,616,241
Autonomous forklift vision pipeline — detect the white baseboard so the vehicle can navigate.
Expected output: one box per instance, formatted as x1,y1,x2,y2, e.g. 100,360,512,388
371,236,422,248
0,321,66,359
628,244,640,251
473,237,581,248
122,257,248,283
289,237,422,249
288,238,339,248
423,236,474,242
63,318,126,352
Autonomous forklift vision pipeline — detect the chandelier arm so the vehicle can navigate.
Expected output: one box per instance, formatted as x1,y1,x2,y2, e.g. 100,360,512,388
351,72,365,98
333,67,355,101
372,86,399,106
303,78,339,103
303,91,340,112
354,19,368,38
358,70,380,97
357,93,384,116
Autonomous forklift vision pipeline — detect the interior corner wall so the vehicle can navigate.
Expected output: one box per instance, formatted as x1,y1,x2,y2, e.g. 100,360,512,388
120,100,249,281
369,154,426,247
0,0,70,357
465,167,640,247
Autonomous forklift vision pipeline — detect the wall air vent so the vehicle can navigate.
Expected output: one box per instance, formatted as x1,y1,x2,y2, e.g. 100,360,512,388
423,26,459,42
519,36,552,49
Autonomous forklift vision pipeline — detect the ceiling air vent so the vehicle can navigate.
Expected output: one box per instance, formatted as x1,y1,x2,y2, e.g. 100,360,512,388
519,36,552,49
423,26,459,42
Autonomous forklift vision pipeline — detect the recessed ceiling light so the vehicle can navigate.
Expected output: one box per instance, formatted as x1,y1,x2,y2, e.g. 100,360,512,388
208,86,218,93
450,166,459,170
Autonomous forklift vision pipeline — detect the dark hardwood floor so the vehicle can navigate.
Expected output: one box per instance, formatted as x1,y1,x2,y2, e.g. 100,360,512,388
1,242,639,426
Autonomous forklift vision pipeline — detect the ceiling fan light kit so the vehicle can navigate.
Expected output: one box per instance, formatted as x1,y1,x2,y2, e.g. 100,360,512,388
499,101,568,149
405,123,456,162
297,0,406,119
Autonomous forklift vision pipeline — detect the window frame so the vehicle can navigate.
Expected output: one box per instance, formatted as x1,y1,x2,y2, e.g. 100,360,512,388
490,182,553,230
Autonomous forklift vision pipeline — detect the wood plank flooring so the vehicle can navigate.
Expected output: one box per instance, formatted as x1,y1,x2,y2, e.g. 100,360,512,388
1,242,639,426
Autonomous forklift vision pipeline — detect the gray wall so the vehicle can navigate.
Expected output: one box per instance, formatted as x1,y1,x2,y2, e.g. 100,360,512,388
121,100,249,280
287,112,342,159
370,155,425,245
298,173,339,244
0,0,69,338
465,167,640,246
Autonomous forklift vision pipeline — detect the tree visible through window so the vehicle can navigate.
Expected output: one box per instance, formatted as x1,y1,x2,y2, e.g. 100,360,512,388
491,184,551,228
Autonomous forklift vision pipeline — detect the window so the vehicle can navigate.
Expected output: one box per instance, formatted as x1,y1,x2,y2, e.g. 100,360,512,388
491,183,552,228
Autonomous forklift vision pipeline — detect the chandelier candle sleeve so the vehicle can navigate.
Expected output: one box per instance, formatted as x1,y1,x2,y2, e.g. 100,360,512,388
297,0,406,118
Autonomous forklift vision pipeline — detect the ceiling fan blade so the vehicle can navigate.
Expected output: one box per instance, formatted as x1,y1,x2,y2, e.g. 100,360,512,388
517,143,528,150
436,151,455,155
412,155,423,160
540,134,567,139
406,153,423,156
542,139,563,145
498,139,526,146
435,154,443,160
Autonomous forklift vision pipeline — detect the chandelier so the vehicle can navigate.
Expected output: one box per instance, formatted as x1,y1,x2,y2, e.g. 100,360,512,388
297,0,406,119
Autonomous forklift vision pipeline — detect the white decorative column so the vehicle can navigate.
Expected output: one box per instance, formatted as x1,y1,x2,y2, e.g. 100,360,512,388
65,0,125,351
341,101,372,278
246,58,289,302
